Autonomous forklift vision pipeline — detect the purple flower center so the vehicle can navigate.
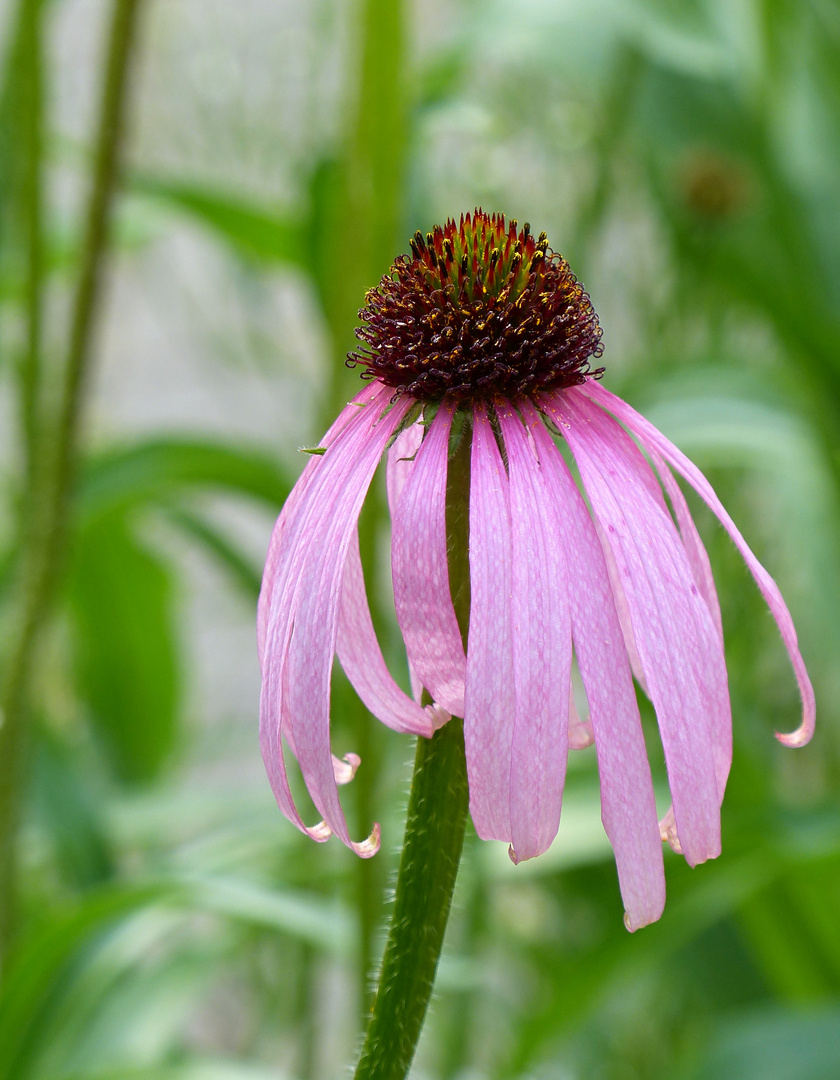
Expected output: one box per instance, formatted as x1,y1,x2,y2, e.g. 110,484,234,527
347,209,605,403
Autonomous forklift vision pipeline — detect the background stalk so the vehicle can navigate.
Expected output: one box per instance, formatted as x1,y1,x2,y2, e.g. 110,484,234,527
0,0,144,967
354,420,472,1080
320,0,408,1013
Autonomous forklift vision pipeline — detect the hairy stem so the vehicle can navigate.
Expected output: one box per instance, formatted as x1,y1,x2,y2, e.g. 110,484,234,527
354,419,472,1080
0,0,144,967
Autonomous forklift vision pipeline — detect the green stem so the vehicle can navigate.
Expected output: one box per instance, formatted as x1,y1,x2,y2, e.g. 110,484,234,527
322,0,407,430
354,718,470,1080
354,419,472,1080
0,0,144,967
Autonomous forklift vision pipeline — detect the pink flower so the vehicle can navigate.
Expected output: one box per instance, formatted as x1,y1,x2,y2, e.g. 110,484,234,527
258,212,814,930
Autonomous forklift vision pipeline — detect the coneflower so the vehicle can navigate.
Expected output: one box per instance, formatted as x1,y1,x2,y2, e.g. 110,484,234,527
257,209,814,933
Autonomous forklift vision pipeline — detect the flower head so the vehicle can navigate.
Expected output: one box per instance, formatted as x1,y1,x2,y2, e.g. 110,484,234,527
258,210,814,930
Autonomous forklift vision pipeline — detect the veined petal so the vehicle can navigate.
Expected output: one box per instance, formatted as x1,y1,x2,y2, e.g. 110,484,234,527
580,379,815,748
464,403,515,842
550,389,729,867
259,388,395,847
386,422,429,706
259,643,332,845
392,401,467,716
652,451,723,642
594,517,649,696
261,385,395,745
649,453,730,811
336,528,436,736
286,392,413,855
257,381,383,668
526,401,664,928
386,421,423,521
261,384,411,855
497,403,571,863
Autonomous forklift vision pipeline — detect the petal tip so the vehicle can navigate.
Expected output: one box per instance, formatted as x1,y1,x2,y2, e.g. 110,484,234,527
427,704,452,731
568,716,595,750
333,752,361,785
355,822,381,859
310,820,332,843
658,808,684,855
775,716,815,749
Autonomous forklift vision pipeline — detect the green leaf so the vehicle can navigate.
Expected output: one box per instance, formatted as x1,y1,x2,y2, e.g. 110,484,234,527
68,512,179,784
164,507,262,600
179,875,354,957
79,438,291,521
50,1062,292,1080
0,874,352,1080
0,883,175,1080
31,724,114,888
130,175,306,268
685,1007,840,1080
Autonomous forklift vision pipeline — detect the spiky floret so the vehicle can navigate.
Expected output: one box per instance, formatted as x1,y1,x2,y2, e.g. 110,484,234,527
347,210,605,403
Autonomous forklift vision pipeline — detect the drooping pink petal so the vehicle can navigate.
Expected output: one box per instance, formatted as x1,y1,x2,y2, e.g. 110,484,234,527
336,528,437,736
385,421,429,705
464,404,515,842
386,421,424,520
257,381,383,668
260,389,395,848
580,379,815,748
392,401,467,716
549,390,729,867
497,403,572,863
259,644,332,845
648,452,731,815
651,450,723,642
594,517,649,695
526,401,665,928
261,385,411,855
286,394,414,855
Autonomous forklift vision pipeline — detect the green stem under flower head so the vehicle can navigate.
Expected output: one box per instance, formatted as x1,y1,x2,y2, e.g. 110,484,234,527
354,417,472,1080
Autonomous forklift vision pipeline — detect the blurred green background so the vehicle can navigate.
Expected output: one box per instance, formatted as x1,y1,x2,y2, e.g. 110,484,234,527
0,0,839,1077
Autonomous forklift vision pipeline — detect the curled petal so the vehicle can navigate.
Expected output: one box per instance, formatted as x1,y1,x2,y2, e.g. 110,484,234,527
581,379,815,748
259,643,334,845
333,753,361,785
261,384,412,856
551,390,729,867
392,401,467,716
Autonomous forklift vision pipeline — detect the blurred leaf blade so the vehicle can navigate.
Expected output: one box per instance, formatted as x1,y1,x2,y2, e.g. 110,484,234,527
130,175,307,268
79,438,292,520
68,512,179,784
0,883,176,1080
